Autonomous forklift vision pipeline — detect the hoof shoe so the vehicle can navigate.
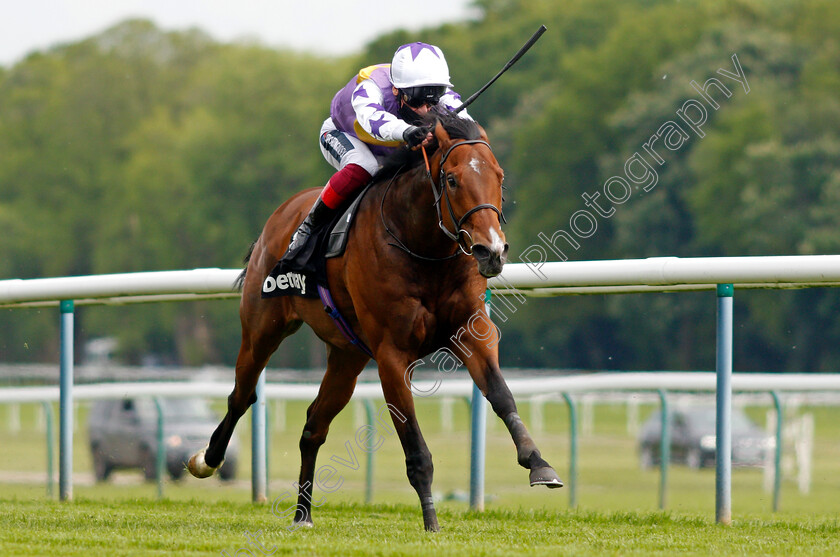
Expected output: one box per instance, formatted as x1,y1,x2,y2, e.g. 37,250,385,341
529,466,564,488
187,446,223,479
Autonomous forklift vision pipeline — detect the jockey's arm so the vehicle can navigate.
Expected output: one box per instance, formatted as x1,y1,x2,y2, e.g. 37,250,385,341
352,80,411,143
440,90,474,120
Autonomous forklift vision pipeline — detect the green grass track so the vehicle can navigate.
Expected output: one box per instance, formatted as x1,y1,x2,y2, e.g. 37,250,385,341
1,498,838,556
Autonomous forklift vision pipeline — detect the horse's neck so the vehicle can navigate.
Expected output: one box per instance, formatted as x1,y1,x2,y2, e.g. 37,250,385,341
384,165,454,256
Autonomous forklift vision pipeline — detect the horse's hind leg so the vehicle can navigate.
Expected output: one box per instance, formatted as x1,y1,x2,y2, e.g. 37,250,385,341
286,347,369,527
188,319,300,480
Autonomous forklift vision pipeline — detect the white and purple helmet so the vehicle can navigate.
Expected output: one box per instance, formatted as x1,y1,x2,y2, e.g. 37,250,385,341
390,42,453,89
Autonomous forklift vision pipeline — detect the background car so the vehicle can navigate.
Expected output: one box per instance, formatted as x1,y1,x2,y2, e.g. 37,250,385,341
88,397,238,481
637,405,774,469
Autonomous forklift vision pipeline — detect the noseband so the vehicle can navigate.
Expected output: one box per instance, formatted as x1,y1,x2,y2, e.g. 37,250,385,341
429,139,506,256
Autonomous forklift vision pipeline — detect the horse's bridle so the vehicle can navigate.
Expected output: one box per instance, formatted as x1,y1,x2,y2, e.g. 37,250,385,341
429,139,506,256
381,137,505,262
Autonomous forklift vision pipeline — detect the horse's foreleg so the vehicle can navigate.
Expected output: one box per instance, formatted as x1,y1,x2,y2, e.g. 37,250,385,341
486,369,563,487
290,348,367,528
379,349,439,532
460,337,563,488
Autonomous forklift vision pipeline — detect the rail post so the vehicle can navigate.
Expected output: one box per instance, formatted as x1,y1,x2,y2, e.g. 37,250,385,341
265,396,271,501
469,288,492,510
363,399,376,504
59,300,74,501
769,390,784,512
561,393,577,508
153,397,165,499
657,389,669,510
469,382,487,510
716,284,734,525
42,401,55,498
251,371,267,503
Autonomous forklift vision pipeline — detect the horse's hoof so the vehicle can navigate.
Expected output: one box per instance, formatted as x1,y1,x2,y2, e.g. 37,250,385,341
292,520,313,530
187,446,224,479
529,466,564,488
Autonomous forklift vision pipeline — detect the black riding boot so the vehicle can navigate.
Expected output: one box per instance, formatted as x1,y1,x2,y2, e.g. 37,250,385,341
281,198,336,270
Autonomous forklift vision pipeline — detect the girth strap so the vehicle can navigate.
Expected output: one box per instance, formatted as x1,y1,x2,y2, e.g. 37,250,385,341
317,285,375,359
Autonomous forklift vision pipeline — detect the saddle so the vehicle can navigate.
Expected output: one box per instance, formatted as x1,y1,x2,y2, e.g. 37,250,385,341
261,183,372,300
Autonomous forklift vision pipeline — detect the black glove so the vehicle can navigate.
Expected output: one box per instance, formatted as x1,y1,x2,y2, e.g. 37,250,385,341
403,126,428,149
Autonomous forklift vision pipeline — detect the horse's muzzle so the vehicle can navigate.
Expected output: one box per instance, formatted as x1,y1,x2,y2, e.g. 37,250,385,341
472,242,509,278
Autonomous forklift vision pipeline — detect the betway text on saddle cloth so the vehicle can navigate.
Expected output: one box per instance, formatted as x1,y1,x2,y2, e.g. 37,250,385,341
262,271,307,296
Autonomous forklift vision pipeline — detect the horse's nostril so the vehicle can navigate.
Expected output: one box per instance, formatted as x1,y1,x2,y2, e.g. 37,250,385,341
472,244,492,261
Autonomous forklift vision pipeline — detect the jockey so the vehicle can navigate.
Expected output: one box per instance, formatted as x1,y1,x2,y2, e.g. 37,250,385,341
281,42,472,268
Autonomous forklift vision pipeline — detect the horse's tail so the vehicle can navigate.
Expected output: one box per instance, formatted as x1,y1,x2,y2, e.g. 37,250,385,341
234,240,257,291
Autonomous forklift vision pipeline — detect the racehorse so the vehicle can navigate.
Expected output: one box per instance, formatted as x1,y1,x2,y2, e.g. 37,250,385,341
187,110,562,531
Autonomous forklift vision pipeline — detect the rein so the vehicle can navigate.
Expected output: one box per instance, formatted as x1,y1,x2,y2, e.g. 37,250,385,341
381,138,504,261
381,168,460,262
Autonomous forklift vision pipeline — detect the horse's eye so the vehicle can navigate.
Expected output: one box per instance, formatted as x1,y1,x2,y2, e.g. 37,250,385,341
446,175,458,189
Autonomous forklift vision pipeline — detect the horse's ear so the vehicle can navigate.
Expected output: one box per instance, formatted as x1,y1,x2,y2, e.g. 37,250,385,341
477,123,490,143
433,120,452,149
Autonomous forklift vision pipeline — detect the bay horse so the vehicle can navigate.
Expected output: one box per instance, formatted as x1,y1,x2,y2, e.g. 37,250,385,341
187,110,562,531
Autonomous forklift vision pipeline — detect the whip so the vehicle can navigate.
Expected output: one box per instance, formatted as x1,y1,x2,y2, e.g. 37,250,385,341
454,24,547,114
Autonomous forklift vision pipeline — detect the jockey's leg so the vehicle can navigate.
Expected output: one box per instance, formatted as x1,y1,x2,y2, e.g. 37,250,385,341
317,119,380,200
281,121,376,264
283,163,370,258
320,163,372,209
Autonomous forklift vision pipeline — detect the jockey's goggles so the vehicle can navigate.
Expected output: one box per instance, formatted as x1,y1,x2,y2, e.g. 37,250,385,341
401,85,447,108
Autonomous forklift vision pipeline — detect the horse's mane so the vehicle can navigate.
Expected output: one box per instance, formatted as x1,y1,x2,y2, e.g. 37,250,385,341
373,109,482,183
